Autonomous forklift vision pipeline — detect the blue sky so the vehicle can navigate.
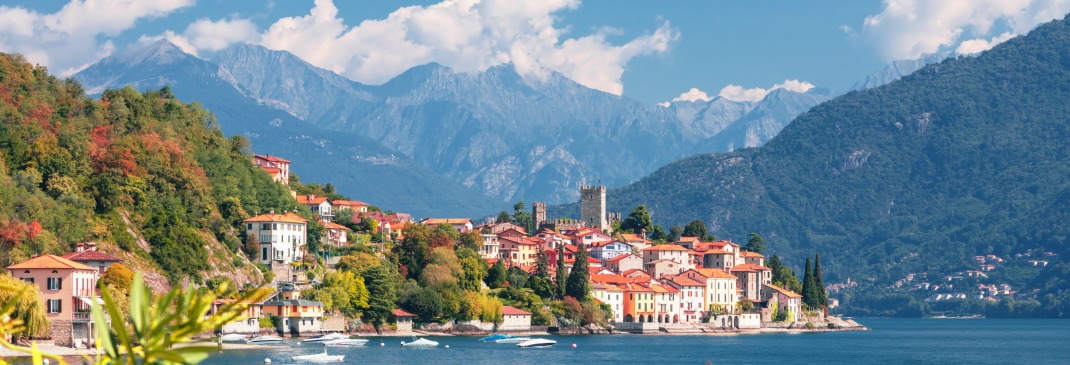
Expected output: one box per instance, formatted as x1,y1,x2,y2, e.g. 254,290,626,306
2,0,1066,104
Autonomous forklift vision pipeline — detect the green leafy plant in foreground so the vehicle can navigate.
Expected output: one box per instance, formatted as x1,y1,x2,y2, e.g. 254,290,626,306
0,273,268,365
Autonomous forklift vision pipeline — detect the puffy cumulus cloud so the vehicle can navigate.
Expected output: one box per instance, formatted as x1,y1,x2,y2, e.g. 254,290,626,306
956,31,1016,54
716,79,815,103
258,0,678,95
140,18,262,57
0,0,193,76
671,87,714,103
861,0,1070,60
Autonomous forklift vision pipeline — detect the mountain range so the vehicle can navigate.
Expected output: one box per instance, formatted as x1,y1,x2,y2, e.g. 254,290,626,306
552,14,1070,310
74,41,829,215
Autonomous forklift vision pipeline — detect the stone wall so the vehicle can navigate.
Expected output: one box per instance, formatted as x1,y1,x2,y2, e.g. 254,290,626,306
278,316,323,337
221,318,261,334
50,320,72,347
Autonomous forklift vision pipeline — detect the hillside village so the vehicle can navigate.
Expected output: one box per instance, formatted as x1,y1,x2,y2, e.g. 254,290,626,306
7,153,859,349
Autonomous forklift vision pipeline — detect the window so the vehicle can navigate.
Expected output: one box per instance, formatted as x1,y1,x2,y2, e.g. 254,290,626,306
262,223,271,230
247,223,253,230
47,277,62,291
47,299,61,313
22,277,34,284
273,223,278,230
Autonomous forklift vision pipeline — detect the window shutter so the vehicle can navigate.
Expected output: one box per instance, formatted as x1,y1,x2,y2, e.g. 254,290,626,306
58,299,62,313
58,277,63,290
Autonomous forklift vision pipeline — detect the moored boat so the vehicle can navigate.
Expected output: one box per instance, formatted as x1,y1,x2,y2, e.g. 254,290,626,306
244,335,284,345
219,333,248,342
401,337,439,348
323,338,369,347
516,338,556,348
494,337,533,344
479,333,511,342
302,333,349,342
292,351,345,363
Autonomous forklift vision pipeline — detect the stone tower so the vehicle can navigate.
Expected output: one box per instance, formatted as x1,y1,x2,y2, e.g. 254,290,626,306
532,202,547,231
580,185,607,230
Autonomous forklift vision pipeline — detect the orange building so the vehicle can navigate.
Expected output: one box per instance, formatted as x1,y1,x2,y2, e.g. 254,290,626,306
7,255,103,347
621,283,656,323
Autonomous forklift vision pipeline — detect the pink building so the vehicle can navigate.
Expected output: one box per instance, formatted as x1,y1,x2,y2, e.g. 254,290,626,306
7,255,104,347
253,154,291,185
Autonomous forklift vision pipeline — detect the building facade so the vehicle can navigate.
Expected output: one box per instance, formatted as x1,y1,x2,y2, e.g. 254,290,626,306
244,212,308,264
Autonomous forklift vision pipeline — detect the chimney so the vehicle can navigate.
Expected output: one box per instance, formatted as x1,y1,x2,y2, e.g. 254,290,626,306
307,194,314,201
640,228,647,240
88,242,98,251
270,209,275,214
76,242,85,252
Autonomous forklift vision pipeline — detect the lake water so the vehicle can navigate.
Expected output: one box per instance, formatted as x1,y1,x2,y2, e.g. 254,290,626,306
201,318,1069,365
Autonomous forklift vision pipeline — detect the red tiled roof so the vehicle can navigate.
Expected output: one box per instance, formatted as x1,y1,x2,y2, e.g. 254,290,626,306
619,233,650,243
261,167,281,174
765,283,802,298
605,253,634,263
691,268,736,279
422,218,472,225
333,200,369,207
740,251,764,258
591,273,634,285
677,236,700,243
297,195,330,205
63,249,123,263
7,254,95,270
393,308,415,317
244,212,308,224
670,275,704,287
501,306,531,315
254,154,290,163
320,220,351,230
643,244,689,252
732,263,772,272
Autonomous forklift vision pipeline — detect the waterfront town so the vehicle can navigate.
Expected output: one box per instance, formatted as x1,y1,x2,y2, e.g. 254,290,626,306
5,154,861,349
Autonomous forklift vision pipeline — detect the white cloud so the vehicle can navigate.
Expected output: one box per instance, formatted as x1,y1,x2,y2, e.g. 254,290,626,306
716,79,815,103
955,31,1016,54
141,18,262,57
860,0,1070,60
671,87,713,102
0,0,194,76
258,0,678,95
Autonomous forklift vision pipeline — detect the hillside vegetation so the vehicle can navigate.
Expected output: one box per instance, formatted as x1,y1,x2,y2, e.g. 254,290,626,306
0,53,304,288
554,14,1070,315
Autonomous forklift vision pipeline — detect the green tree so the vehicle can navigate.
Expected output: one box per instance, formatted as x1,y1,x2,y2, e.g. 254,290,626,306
396,224,431,279
566,244,591,300
336,251,380,274
815,253,828,308
307,271,369,318
99,263,135,293
669,226,684,242
457,230,482,251
745,232,766,253
496,211,512,224
0,273,48,339
456,248,487,291
361,264,398,331
801,257,820,309
768,255,802,292
619,205,653,234
682,220,714,241
486,260,507,289
512,201,531,231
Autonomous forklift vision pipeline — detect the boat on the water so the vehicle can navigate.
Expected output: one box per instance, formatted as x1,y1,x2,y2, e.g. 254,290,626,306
302,333,349,342
322,338,369,347
401,337,439,348
494,337,533,344
516,338,556,348
480,333,511,342
292,351,345,363
219,333,247,342
244,335,284,345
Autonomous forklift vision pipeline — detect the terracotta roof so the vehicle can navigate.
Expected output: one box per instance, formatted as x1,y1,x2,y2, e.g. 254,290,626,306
7,254,96,271
643,244,689,252
422,218,472,225
320,220,351,231
261,167,281,174
740,251,764,258
591,273,634,285
393,308,415,317
254,154,290,163
669,275,704,287
650,283,679,293
501,306,531,315
619,233,651,243
333,200,369,207
63,249,123,263
701,248,730,255
766,283,802,298
732,263,772,272
605,253,634,263
623,283,655,292
677,236,700,243
244,212,308,224
691,268,736,279
296,195,330,205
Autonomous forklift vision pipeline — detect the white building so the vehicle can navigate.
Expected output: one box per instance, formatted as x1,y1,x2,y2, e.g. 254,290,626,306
244,212,308,264
591,283,625,323
499,306,532,331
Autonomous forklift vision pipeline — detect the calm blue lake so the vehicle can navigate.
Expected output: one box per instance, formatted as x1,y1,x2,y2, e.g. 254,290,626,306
201,318,1070,365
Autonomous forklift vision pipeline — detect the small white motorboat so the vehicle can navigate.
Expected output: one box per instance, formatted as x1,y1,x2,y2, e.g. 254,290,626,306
494,337,533,344
302,333,349,342
244,335,284,345
292,351,344,363
516,338,556,348
401,337,439,348
323,338,369,347
219,333,248,342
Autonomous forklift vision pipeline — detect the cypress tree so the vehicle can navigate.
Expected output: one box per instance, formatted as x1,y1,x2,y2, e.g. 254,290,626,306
801,257,819,309
565,244,591,300
535,248,550,279
814,253,828,307
555,244,567,299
